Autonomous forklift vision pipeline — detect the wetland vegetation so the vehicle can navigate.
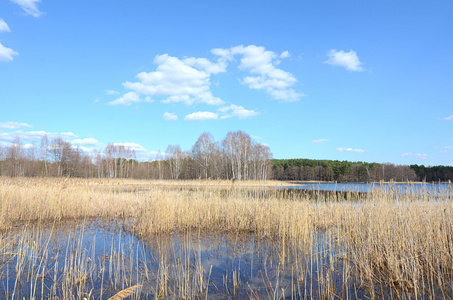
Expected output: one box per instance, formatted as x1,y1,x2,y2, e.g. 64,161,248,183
0,177,452,299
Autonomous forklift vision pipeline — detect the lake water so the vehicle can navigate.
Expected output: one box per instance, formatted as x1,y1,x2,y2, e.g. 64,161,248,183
289,182,452,194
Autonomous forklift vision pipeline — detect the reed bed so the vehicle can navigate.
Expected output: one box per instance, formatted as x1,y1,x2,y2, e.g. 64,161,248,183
0,176,451,299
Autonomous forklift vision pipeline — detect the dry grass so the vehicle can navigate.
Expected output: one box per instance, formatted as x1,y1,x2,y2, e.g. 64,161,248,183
0,176,452,298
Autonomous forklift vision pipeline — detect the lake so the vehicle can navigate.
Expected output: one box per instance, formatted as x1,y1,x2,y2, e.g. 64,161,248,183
288,181,452,194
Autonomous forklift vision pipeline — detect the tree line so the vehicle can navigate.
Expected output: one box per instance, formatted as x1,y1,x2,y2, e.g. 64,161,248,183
272,158,453,182
410,164,453,182
1,134,451,182
0,131,273,180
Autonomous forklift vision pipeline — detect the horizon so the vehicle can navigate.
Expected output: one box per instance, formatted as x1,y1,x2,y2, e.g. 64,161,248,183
1,1,452,167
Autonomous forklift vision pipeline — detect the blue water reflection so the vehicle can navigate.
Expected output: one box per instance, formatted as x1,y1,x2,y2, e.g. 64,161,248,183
289,182,451,194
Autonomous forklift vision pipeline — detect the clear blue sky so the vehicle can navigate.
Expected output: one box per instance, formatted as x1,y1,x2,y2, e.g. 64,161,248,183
0,0,452,165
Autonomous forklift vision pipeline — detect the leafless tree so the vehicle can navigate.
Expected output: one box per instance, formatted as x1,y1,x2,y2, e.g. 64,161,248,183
166,145,183,179
222,131,238,179
191,132,217,179
221,131,271,181
104,144,117,178
51,137,74,177
156,151,164,180
5,137,25,177
252,143,272,180
40,135,49,176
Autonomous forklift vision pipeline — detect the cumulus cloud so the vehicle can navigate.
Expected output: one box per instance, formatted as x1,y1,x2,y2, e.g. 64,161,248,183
182,56,228,74
325,49,363,71
335,147,366,153
109,92,154,106
23,143,35,149
218,104,259,119
280,51,290,58
163,112,178,121
313,139,328,144
112,142,147,151
112,45,302,106
10,0,42,17
0,42,19,62
71,138,100,146
401,152,427,159
0,19,11,32
0,130,76,143
105,89,119,95
184,111,218,121
0,121,32,129
213,45,302,102
120,54,225,106
61,132,76,137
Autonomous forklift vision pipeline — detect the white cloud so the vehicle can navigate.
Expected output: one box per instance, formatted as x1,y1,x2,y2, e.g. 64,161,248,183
106,89,120,95
71,138,100,146
280,51,290,58
325,49,363,71
218,104,258,119
0,130,76,143
0,121,32,129
10,0,42,17
251,135,262,140
313,139,328,144
163,112,178,121
76,146,94,153
442,115,453,120
211,48,234,61
23,143,35,149
109,92,154,106
214,45,302,102
182,57,227,74
401,152,428,159
61,132,76,137
0,42,19,62
121,54,225,106
112,142,147,152
0,19,11,32
184,111,218,121
335,147,366,153
113,45,301,106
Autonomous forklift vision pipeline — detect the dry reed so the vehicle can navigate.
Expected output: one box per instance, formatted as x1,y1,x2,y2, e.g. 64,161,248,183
0,176,451,298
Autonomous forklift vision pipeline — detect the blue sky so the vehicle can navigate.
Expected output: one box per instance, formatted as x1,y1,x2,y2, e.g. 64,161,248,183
0,0,452,165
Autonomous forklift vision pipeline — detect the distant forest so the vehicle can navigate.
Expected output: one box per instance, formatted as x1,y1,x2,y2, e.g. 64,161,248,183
0,131,273,181
0,132,451,182
272,159,453,182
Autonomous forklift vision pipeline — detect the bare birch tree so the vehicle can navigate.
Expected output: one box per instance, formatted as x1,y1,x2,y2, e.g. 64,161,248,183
191,132,217,179
166,145,183,180
40,135,49,176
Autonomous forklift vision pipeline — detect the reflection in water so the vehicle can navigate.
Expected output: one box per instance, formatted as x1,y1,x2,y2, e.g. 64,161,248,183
2,213,450,299
292,182,451,193
0,220,374,299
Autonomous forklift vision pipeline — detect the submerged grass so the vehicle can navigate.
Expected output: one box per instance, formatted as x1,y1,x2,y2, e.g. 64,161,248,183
0,177,452,299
